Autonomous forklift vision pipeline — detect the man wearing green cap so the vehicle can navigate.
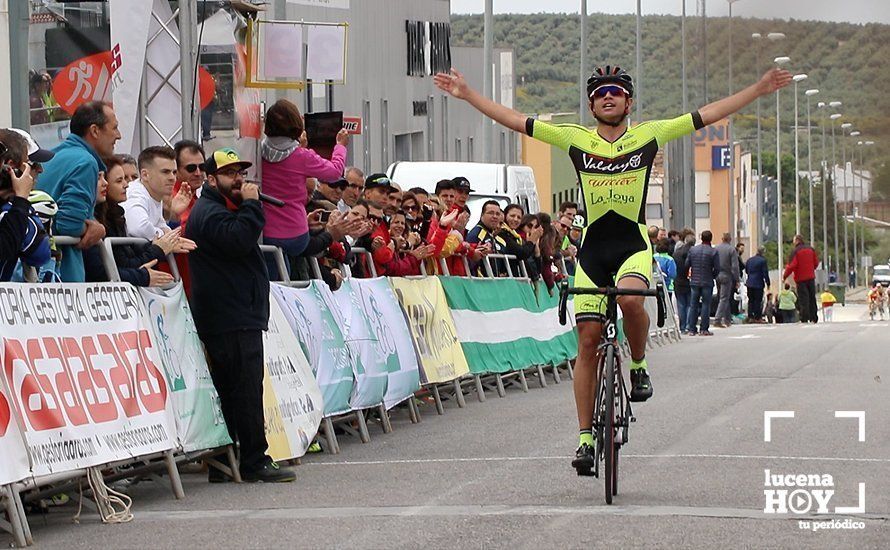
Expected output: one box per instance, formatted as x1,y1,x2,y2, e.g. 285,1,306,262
185,147,295,483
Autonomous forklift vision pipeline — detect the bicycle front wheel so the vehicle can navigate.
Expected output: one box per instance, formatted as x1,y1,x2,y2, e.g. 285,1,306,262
603,344,617,504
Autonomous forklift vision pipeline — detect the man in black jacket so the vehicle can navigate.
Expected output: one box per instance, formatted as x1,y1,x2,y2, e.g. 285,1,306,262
672,232,695,335
185,148,294,483
685,230,720,336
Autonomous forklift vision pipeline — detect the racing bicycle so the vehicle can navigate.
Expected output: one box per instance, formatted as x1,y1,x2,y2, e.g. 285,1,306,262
558,280,666,504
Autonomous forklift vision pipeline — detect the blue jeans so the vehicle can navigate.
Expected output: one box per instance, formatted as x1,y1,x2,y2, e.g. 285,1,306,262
263,233,310,280
688,284,714,333
675,289,691,332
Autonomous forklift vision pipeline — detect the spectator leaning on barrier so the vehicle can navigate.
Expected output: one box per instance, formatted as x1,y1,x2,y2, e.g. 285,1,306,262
409,186,429,206
185,147,295,483
672,232,695,333
86,155,193,287
466,200,505,276
536,212,559,290
122,146,176,240
498,203,536,276
314,176,347,206
435,179,457,211
685,230,720,335
518,213,544,281
362,173,396,211
36,100,119,281
714,232,740,328
745,246,770,323
261,99,348,276
783,234,819,324
0,130,50,282
339,166,364,213
451,176,472,209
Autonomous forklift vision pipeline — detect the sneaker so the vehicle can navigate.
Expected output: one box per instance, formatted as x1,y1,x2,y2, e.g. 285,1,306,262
572,443,596,477
630,368,653,402
307,442,323,453
699,330,714,336
241,461,296,483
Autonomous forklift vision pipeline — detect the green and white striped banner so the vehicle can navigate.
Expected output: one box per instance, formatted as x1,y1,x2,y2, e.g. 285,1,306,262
439,278,577,374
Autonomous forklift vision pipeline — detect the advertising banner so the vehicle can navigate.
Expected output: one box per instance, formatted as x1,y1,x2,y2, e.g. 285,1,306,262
440,278,576,374
139,285,231,453
332,280,388,410
109,0,153,154
0,284,176,476
0,381,30,485
262,296,324,461
351,278,421,409
389,278,469,384
271,283,354,417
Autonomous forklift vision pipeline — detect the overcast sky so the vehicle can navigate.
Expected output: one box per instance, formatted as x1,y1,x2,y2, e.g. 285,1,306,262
450,0,890,25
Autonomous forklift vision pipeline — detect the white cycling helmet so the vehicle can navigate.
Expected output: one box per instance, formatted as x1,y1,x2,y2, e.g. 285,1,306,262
572,214,586,230
28,190,58,222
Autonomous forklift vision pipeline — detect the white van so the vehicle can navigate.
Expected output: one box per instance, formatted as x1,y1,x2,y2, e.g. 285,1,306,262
386,161,540,225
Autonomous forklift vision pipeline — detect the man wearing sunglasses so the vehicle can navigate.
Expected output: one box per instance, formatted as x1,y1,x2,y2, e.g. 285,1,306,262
170,139,206,229
435,63,792,475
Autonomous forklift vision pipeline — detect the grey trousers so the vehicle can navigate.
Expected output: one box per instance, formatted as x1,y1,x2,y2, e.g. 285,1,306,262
715,272,734,323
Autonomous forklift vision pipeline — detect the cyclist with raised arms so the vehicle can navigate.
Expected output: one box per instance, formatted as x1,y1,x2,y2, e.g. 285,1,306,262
435,64,791,475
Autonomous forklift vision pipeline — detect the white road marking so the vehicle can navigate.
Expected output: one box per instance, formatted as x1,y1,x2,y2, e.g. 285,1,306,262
728,334,760,339
304,453,890,467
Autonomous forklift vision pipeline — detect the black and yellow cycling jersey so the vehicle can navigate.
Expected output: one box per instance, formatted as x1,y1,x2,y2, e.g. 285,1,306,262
526,112,704,322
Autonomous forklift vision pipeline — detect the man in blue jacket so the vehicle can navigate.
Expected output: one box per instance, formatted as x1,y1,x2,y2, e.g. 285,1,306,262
36,101,120,281
185,148,295,483
745,246,771,323
685,230,720,335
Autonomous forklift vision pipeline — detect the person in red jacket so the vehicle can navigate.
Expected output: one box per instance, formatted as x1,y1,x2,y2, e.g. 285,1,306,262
782,234,819,323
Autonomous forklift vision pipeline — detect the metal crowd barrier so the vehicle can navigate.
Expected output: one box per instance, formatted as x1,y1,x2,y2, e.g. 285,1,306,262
482,253,529,279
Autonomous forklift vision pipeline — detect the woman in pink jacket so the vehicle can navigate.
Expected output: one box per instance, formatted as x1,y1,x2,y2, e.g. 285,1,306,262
260,99,348,277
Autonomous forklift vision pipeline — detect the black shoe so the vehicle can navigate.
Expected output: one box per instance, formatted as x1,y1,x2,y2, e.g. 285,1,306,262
208,466,232,483
630,368,653,402
572,443,597,477
241,461,296,483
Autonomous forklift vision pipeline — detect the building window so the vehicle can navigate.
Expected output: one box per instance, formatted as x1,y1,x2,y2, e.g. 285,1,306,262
646,204,663,220
455,138,462,161
468,137,474,162
695,202,710,218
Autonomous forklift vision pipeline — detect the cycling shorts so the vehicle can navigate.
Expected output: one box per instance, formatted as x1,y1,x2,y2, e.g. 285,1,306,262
573,214,652,323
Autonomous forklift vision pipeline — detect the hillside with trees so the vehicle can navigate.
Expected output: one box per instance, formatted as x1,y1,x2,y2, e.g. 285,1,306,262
451,13,890,197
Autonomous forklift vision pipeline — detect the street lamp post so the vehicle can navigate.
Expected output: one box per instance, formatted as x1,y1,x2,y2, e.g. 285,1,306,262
727,0,742,239
750,32,784,246
774,56,791,271
829,111,842,279
850,130,861,280
805,89,819,247
840,121,852,284
792,74,808,235
580,0,587,127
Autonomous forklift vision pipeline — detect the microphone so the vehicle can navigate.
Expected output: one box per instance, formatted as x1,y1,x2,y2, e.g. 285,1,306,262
259,192,285,207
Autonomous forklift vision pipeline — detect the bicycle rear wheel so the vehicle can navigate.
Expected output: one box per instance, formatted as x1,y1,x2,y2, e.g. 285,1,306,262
603,345,616,504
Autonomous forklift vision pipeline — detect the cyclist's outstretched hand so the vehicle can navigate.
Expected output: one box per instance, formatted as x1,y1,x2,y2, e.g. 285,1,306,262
758,68,793,95
433,68,470,99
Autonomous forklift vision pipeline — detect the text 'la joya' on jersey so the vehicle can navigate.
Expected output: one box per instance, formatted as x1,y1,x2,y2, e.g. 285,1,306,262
526,111,704,322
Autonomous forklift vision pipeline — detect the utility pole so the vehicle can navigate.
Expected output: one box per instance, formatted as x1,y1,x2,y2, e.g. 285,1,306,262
580,0,588,127
483,0,493,162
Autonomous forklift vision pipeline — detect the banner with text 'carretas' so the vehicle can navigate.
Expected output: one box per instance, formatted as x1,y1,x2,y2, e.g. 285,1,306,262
271,282,354,417
262,296,324,461
440,278,577,374
0,284,176,476
351,278,421,409
139,284,231,452
389,277,469,385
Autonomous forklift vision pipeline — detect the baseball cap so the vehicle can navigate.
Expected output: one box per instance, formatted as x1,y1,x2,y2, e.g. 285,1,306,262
321,177,348,188
8,128,54,162
205,147,252,174
364,173,396,192
450,176,474,193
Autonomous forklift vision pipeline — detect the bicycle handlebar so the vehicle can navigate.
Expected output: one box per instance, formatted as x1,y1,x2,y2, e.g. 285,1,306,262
558,281,667,329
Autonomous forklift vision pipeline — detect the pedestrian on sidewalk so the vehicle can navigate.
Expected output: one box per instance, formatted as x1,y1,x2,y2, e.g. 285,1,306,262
714,233,740,328
672,231,695,333
782,234,819,323
685,230,720,336
778,283,798,324
745,246,770,323
820,289,837,322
